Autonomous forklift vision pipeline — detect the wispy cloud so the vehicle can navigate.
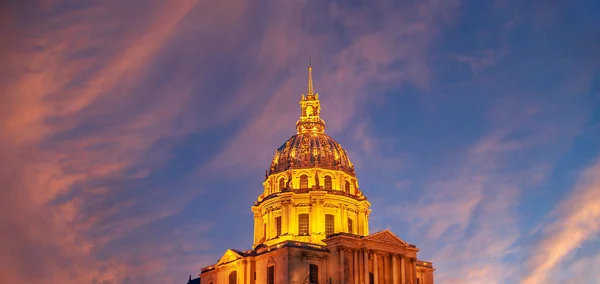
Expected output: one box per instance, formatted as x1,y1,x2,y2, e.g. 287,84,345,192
522,157,600,284
0,0,204,282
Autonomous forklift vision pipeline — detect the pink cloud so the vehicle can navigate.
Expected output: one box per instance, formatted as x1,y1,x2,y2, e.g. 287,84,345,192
522,157,600,284
204,0,463,177
0,0,205,282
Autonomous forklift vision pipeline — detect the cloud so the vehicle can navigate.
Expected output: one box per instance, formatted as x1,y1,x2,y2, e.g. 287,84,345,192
204,0,464,176
0,0,205,282
522,157,600,284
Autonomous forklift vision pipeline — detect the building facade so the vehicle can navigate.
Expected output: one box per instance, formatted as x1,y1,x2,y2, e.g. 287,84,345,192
199,64,434,284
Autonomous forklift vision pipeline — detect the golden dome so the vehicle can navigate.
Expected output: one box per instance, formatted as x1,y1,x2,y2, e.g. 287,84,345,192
268,132,355,176
268,60,355,177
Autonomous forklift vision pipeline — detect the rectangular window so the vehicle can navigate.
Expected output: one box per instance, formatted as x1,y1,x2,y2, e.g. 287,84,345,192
267,266,275,284
309,264,319,284
276,216,282,237
348,218,353,234
325,214,334,236
299,214,309,235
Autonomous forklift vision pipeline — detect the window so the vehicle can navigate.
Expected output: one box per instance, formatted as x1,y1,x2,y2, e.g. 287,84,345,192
344,181,350,193
417,279,420,284
279,178,285,191
299,214,309,235
229,271,237,284
300,175,308,188
267,266,275,284
369,272,374,284
325,214,334,235
324,176,332,189
309,264,319,284
348,218,353,234
276,216,282,237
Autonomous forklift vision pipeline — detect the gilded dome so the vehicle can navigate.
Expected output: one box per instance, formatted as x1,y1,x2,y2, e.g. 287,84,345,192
268,132,355,176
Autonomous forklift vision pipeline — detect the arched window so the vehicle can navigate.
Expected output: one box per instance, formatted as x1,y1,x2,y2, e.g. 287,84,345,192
306,106,314,116
344,181,350,193
309,264,319,284
324,176,332,189
300,175,308,188
229,271,237,284
325,214,334,235
267,266,275,284
279,178,285,191
299,214,309,235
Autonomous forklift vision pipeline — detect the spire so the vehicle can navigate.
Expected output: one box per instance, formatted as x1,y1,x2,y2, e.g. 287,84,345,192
307,57,314,94
296,59,325,134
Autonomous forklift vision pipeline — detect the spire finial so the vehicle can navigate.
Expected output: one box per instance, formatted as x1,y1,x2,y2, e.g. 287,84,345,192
307,57,314,94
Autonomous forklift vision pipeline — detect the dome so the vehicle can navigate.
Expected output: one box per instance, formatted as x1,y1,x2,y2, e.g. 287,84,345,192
268,132,355,176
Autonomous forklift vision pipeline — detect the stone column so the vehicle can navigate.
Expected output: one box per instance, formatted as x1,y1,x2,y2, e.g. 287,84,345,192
383,253,389,284
354,250,359,284
364,209,371,235
289,203,297,235
358,249,363,284
363,250,369,284
341,204,348,232
400,255,406,284
392,254,398,284
282,200,290,236
373,251,379,284
411,258,417,284
339,248,346,283
243,260,249,284
265,210,271,240
357,210,365,236
252,209,262,246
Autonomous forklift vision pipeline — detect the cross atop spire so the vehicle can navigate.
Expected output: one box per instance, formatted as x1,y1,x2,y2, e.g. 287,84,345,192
307,57,314,94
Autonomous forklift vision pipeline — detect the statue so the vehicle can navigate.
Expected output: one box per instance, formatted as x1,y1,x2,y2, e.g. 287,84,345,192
315,171,320,187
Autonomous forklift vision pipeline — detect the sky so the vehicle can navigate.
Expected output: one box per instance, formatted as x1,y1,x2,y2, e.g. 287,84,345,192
1,0,599,283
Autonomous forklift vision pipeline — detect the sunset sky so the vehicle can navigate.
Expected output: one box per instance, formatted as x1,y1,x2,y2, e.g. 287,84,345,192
1,0,599,283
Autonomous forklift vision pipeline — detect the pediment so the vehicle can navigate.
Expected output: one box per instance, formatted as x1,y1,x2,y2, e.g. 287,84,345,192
216,249,242,266
365,230,409,246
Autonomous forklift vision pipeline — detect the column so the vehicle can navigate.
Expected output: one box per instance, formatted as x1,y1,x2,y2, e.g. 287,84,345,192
363,250,369,284
243,260,249,284
392,255,398,284
339,248,346,283
341,205,348,232
357,210,365,236
252,211,262,246
373,252,378,284
411,258,417,284
364,209,371,235
354,250,359,284
383,253,389,284
282,200,290,235
289,203,296,235
358,250,363,284
265,211,271,240
400,255,406,284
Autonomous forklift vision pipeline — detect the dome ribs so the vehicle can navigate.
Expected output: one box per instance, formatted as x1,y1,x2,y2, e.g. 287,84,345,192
268,133,356,177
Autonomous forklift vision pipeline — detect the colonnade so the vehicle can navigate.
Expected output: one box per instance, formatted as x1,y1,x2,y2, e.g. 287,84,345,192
337,248,419,284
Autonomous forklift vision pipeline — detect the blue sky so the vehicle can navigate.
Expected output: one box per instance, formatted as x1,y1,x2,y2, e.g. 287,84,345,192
1,0,599,283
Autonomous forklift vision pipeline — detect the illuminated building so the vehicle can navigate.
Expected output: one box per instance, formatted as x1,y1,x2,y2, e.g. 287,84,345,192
199,63,435,284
